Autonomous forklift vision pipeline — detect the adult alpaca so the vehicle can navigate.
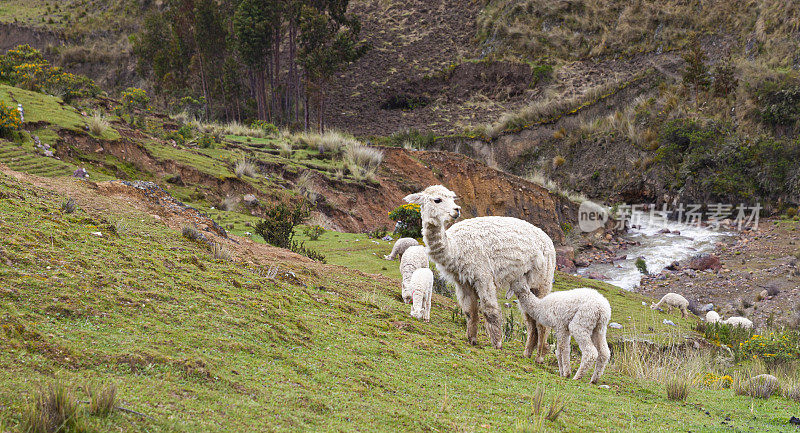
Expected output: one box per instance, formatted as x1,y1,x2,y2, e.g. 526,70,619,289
404,185,556,358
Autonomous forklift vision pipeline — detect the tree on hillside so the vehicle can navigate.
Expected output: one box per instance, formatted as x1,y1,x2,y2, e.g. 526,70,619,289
298,2,368,131
682,35,710,108
233,0,280,121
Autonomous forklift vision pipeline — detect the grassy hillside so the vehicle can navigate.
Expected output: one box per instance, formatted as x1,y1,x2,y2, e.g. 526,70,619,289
1,166,799,432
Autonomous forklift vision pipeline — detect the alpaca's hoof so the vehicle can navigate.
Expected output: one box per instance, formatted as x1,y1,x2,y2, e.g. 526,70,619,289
535,356,544,364
468,338,478,346
523,349,533,358
493,342,502,350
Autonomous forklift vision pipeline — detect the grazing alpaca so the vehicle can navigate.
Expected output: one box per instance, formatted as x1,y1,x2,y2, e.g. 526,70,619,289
705,310,721,323
400,245,429,303
516,287,611,383
723,316,753,329
651,293,689,318
404,185,556,359
408,268,434,322
384,237,419,260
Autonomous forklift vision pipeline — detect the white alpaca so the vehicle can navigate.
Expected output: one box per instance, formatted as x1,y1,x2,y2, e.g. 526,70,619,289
384,237,419,260
650,293,689,318
408,268,434,322
400,245,429,303
705,310,721,323
516,287,611,383
723,316,753,329
404,185,556,358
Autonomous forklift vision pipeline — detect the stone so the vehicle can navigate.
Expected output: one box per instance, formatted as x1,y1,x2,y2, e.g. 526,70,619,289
598,385,610,389
666,261,681,271
584,272,608,280
663,319,676,327
657,228,671,234
700,303,714,312
688,253,722,272
43,150,54,157
73,168,88,178
243,194,259,206
608,322,623,329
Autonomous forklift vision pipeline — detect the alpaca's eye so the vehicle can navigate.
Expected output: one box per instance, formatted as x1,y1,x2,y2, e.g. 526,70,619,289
433,198,442,203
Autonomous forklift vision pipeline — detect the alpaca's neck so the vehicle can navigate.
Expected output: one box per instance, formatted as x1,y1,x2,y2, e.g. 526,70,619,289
422,219,450,264
518,293,547,324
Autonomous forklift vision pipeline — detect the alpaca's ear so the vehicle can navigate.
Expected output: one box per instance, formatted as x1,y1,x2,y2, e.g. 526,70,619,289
404,193,423,204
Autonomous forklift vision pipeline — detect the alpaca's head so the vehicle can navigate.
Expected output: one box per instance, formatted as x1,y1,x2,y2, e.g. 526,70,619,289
410,302,424,320
404,185,461,226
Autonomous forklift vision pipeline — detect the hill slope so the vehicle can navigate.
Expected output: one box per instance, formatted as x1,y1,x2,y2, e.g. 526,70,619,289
3,166,798,432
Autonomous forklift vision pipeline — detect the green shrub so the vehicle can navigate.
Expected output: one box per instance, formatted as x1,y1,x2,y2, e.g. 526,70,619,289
0,45,98,102
696,321,755,361
739,330,800,366
121,87,150,123
388,203,422,238
255,202,310,250
251,120,279,136
303,225,326,240
757,80,800,126
367,226,388,239
635,257,648,275
0,101,22,137
198,134,215,149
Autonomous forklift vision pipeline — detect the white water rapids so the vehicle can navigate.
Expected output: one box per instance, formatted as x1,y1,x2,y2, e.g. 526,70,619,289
578,211,731,290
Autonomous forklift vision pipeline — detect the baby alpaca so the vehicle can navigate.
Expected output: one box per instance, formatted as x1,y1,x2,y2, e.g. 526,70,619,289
384,237,419,260
651,293,689,318
723,316,753,329
408,268,434,322
400,245,429,303
517,287,611,383
705,311,721,323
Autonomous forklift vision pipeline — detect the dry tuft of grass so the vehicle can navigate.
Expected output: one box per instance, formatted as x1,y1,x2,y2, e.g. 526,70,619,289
87,382,117,416
300,130,354,154
276,140,293,158
87,111,110,136
182,225,204,242
219,195,239,212
344,141,384,181
61,197,77,214
665,374,691,401
551,155,565,169
212,242,233,261
294,171,317,203
513,384,568,432
21,382,83,433
190,120,265,138
234,159,258,178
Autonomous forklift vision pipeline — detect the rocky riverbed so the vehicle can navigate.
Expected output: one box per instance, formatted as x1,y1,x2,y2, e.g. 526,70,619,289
637,219,800,327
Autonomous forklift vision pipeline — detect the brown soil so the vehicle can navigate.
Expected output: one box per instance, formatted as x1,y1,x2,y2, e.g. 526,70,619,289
637,220,800,327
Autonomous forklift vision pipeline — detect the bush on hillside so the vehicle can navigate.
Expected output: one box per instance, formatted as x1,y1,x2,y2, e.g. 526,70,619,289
757,80,800,127
0,45,98,102
255,202,325,262
388,203,422,238
251,120,279,136
0,101,22,137
121,87,150,123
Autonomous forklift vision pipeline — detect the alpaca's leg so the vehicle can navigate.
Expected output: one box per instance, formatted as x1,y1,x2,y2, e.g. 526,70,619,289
681,307,688,318
555,328,570,377
523,312,537,358
536,324,550,364
570,319,598,381
456,284,480,345
424,294,431,322
590,324,611,384
526,271,552,361
510,279,538,358
478,285,503,349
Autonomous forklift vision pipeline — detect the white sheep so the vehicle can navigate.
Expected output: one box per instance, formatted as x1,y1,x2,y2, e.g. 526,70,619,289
408,268,434,322
404,185,556,359
705,310,721,323
723,316,753,329
515,287,611,383
400,245,429,303
384,237,419,260
650,293,689,318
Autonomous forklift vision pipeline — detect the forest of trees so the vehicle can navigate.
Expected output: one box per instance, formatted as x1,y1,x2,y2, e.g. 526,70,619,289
132,0,367,130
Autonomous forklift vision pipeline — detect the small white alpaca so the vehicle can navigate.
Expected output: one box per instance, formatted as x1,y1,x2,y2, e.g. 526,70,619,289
408,268,434,322
516,287,611,383
705,310,721,323
384,237,419,260
404,185,555,359
651,293,689,318
400,245,429,303
723,316,753,329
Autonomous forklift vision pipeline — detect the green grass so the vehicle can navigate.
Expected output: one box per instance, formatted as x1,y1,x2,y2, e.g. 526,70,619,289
0,84,85,131
1,171,799,432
